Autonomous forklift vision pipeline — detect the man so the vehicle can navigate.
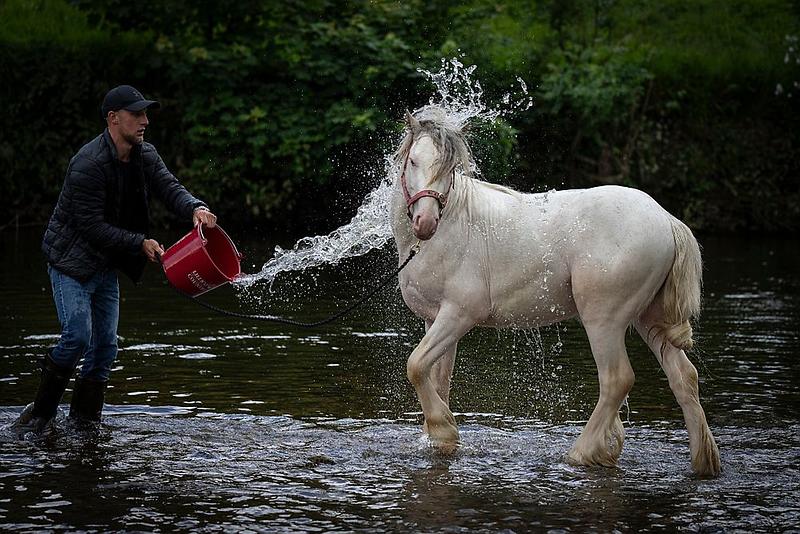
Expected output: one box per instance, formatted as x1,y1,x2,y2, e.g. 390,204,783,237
12,85,217,434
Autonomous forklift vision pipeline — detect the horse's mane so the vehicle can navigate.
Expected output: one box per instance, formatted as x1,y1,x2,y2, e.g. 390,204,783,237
394,106,475,186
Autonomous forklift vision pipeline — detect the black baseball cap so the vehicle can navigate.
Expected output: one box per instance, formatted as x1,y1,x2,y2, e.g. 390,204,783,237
101,85,160,118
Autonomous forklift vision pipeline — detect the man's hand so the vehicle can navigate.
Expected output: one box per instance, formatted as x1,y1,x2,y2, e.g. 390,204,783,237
142,238,165,263
193,207,217,228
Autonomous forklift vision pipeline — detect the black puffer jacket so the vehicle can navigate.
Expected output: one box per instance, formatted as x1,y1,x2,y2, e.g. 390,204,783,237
42,129,206,283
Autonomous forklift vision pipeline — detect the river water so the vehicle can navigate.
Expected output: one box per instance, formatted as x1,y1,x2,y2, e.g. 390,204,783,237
0,227,798,532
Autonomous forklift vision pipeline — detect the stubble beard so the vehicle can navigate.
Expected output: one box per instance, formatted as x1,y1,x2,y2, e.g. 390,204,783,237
124,131,144,146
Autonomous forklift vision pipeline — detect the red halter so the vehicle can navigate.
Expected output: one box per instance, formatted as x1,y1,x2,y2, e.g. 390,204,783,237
399,150,455,219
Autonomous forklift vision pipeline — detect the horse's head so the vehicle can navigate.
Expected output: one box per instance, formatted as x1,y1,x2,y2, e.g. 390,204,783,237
398,109,471,241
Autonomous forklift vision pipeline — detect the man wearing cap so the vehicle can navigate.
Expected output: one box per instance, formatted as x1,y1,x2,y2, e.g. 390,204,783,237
12,85,217,434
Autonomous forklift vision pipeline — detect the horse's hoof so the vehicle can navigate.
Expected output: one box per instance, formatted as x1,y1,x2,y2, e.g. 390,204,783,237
425,420,460,450
565,446,618,468
431,438,460,455
427,425,460,454
692,439,721,478
692,428,722,478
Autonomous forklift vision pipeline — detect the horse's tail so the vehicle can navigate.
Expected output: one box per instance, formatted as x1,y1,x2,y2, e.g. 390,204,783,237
654,217,703,351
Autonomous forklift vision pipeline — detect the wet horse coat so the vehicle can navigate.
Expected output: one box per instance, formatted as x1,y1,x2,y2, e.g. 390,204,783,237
391,109,720,476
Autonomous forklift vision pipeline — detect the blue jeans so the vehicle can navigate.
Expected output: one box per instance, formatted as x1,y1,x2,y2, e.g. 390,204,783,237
49,266,119,381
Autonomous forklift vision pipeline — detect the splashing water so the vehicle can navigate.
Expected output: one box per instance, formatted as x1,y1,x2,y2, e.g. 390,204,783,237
234,179,395,287
235,57,532,290
416,57,532,131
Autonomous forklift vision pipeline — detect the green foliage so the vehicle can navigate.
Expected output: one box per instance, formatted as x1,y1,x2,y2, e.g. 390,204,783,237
0,0,107,45
68,0,444,223
468,119,519,184
0,0,151,222
529,42,652,191
539,42,653,135
526,0,800,229
444,1,551,77
1,0,799,233
608,0,795,88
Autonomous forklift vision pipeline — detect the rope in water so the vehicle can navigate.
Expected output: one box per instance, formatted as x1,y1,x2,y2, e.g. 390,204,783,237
156,242,419,328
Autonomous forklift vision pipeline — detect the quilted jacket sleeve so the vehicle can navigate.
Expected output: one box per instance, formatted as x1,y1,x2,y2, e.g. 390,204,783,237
68,156,145,255
143,144,206,220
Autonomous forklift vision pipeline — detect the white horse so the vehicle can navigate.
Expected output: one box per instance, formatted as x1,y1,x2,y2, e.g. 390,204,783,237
391,108,720,477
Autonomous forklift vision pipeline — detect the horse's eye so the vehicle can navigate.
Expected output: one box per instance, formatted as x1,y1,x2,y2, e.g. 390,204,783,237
409,158,416,167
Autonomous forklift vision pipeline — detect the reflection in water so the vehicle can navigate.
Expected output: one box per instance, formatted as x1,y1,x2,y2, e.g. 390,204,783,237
1,232,799,530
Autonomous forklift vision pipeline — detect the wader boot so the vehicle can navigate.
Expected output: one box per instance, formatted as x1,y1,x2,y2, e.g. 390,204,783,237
69,377,108,424
10,352,74,436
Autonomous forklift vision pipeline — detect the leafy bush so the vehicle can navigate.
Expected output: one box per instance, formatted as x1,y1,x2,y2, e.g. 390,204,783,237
0,0,151,223
1,0,798,233
537,42,654,185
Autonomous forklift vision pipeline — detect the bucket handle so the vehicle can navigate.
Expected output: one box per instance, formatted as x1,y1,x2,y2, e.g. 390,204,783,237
196,222,208,246
196,222,244,260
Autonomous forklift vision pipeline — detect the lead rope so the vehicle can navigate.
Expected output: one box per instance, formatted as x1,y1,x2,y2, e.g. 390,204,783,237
155,241,420,328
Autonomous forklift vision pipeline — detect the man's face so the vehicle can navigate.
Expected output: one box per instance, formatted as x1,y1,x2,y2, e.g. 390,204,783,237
110,109,149,145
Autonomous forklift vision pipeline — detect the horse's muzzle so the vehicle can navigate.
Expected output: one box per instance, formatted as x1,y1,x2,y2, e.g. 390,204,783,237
412,213,439,240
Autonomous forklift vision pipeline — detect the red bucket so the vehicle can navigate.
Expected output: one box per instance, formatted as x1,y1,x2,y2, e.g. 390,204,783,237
161,224,242,297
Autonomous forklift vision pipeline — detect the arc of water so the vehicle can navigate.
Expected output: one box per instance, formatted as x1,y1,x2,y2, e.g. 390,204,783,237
235,57,532,291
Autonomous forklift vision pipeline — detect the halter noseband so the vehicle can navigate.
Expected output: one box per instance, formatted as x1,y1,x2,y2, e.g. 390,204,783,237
399,149,455,219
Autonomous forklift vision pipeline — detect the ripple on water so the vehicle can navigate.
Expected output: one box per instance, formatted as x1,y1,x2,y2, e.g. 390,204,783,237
121,343,173,351
352,331,403,338
0,409,798,532
21,334,60,341
178,353,218,360
199,334,291,341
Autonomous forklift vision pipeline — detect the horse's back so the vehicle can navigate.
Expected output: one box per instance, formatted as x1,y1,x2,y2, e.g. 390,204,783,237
544,185,674,252
546,184,668,220
546,185,678,323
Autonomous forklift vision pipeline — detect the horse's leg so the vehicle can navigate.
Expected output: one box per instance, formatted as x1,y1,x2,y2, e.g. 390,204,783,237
566,323,634,468
431,345,456,406
407,307,473,447
422,320,457,435
634,319,720,476
428,321,457,406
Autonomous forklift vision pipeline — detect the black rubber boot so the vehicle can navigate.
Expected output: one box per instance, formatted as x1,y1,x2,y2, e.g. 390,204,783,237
69,377,107,423
10,352,74,435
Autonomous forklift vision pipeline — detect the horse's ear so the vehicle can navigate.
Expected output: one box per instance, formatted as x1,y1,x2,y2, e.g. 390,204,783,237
405,109,421,134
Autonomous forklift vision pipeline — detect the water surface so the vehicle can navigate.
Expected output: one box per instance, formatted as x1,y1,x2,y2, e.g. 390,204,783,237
1,229,798,532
